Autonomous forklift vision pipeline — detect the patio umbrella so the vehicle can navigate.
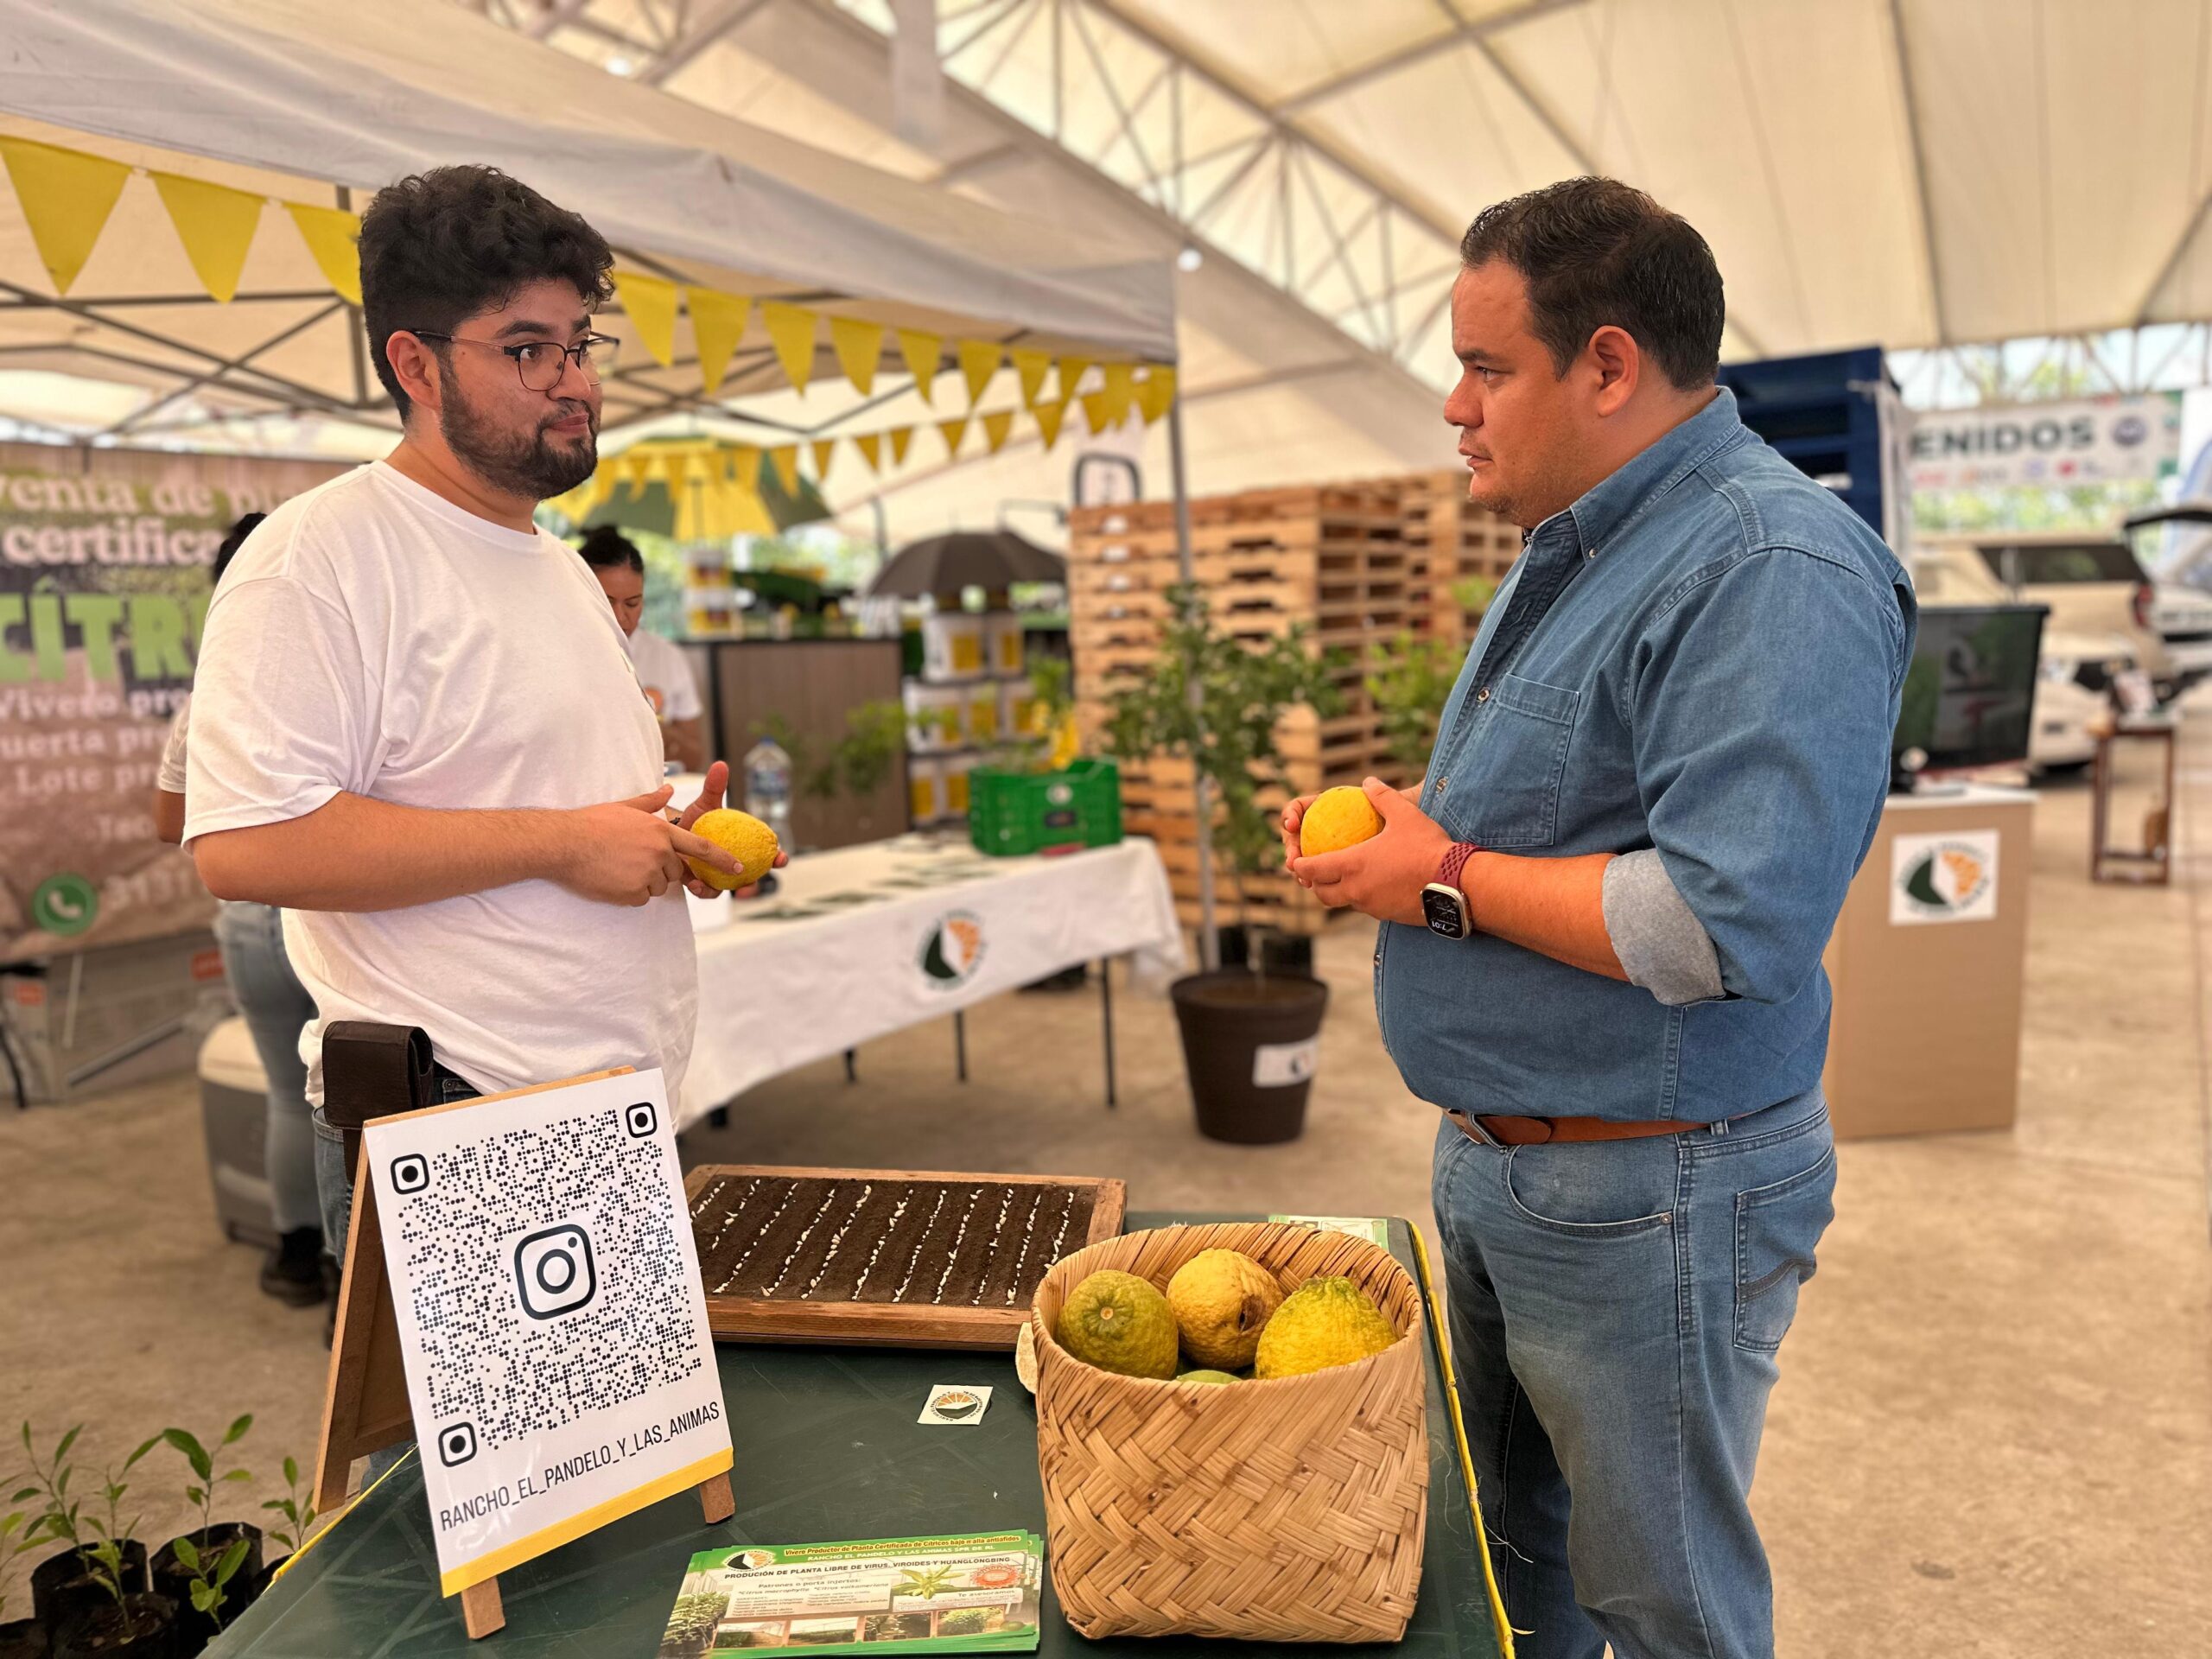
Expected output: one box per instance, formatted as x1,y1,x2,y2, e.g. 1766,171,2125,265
864,531,1066,600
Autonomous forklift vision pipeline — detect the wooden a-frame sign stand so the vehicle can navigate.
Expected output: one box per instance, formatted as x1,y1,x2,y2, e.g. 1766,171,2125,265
311,1022,734,1640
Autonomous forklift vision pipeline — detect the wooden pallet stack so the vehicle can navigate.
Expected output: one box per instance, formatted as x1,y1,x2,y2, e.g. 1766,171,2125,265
1068,473,1522,936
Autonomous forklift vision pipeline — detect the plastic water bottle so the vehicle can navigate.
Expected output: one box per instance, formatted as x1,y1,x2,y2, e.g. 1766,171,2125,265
743,734,793,849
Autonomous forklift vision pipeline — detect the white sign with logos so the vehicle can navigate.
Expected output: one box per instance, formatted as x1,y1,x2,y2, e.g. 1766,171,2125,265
1252,1037,1319,1087
1907,394,2179,492
1890,830,2000,926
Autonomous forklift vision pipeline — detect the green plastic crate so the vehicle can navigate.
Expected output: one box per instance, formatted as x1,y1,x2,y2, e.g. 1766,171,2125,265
967,759,1123,855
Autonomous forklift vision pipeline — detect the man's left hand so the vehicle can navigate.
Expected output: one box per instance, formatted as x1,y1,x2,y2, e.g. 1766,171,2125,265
1287,776,1451,926
671,760,790,899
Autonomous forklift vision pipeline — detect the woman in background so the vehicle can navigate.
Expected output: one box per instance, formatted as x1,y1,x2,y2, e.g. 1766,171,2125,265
155,512,327,1313
577,524,707,771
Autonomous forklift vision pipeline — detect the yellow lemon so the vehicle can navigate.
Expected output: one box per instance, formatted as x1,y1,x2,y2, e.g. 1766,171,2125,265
1299,785,1383,857
1166,1249,1284,1371
1253,1276,1400,1379
685,808,780,891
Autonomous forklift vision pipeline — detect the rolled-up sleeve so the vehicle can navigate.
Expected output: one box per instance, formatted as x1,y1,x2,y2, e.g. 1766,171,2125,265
182,575,371,845
1630,547,1905,1006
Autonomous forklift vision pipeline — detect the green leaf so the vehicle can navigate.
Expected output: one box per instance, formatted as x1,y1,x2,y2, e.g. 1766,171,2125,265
162,1429,212,1483
8,1487,36,1505
216,1535,250,1583
124,1436,161,1470
54,1426,80,1465
222,1469,251,1484
283,1456,298,1485
173,1534,200,1571
191,1582,216,1613
186,1486,205,1509
222,1415,253,1447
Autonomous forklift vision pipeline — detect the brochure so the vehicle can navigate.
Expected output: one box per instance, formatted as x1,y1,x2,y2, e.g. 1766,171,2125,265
658,1532,1045,1656
1270,1213,1391,1249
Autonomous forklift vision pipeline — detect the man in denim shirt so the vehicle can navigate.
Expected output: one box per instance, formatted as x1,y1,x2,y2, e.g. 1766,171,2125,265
1286,180,1914,1659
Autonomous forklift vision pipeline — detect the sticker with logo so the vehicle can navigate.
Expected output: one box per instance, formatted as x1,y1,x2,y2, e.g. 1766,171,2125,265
918,910,986,988
1890,830,1999,925
30,873,98,938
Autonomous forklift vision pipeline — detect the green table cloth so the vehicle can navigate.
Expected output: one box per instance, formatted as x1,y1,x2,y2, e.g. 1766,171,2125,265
212,1216,1510,1659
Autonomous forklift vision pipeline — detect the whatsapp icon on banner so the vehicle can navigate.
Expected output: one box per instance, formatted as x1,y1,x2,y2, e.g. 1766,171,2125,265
31,873,99,938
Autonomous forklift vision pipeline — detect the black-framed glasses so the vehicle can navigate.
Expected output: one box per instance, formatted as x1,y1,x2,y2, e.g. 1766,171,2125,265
409,330,620,391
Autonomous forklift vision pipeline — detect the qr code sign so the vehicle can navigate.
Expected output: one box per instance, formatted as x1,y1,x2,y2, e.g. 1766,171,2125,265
365,1069,730,1592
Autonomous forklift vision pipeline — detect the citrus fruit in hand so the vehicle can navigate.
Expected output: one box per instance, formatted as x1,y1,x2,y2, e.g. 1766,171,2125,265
1166,1249,1284,1371
1057,1270,1178,1379
685,808,780,891
1253,1275,1399,1379
1299,785,1383,857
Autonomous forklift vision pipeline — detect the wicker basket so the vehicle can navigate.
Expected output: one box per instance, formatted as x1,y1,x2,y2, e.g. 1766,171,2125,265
1031,1222,1428,1643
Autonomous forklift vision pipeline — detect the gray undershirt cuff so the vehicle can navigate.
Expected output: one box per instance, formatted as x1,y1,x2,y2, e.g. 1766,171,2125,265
1602,849,1726,1007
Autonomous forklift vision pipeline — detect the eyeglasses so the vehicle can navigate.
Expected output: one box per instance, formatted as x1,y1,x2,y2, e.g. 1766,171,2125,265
408,330,620,391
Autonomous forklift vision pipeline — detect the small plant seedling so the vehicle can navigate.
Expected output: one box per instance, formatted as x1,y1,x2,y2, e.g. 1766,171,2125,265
1,1505,28,1624
169,1530,252,1629
80,1438,162,1613
893,1564,957,1599
16,1421,87,1556
259,1455,318,1557
162,1415,254,1630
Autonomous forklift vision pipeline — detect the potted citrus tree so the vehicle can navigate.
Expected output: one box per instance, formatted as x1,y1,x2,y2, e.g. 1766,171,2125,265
1106,584,1344,1143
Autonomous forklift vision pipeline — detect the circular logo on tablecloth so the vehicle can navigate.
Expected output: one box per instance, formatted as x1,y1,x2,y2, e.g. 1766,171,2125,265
1897,842,1992,918
918,910,986,989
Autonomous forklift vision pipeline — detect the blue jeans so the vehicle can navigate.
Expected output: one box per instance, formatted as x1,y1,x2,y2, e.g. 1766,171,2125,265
1431,1091,1836,1659
211,901,321,1236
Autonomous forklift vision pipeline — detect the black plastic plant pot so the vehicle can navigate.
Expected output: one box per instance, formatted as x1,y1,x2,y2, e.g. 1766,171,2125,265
150,1527,262,1659
0,1616,52,1659
1169,969,1329,1145
31,1546,147,1637
53,1593,175,1659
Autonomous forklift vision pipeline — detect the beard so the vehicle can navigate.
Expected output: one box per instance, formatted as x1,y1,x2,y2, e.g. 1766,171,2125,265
439,379,599,500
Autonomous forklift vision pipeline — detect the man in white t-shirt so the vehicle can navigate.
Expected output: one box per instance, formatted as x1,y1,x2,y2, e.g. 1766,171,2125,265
577,524,705,770
185,166,779,1264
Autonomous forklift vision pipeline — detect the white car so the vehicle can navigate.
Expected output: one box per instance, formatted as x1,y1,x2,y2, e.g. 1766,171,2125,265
2029,631,2137,772
2149,582,2212,695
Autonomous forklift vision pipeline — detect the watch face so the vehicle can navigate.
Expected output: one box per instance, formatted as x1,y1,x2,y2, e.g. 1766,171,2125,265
1421,884,1467,939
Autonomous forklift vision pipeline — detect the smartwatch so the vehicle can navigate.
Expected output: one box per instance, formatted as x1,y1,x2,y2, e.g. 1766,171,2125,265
1421,842,1480,940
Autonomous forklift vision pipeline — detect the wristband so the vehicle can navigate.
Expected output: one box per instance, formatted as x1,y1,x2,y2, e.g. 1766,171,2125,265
1436,841,1480,892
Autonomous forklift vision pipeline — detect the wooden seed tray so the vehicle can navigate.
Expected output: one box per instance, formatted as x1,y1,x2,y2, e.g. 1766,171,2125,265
684,1166,1125,1351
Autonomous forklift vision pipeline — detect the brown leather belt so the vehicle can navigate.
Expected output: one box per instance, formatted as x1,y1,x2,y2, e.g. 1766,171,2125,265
1448,1109,1707,1147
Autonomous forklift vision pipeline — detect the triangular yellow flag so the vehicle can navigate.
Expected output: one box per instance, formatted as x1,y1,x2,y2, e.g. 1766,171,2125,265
888,426,915,466
762,302,817,393
1082,389,1117,435
768,444,801,497
687,288,750,393
285,203,362,305
810,438,836,481
622,450,654,493
151,172,264,303
729,447,761,489
897,330,942,403
982,410,1014,455
1138,365,1178,424
613,270,680,368
1034,398,1068,450
641,450,673,484
938,416,970,460
1099,362,1136,427
1057,356,1095,402
855,431,884,474
829,316,886,396
957,339,1001,404
0,137,130,295
1010,347,1053,409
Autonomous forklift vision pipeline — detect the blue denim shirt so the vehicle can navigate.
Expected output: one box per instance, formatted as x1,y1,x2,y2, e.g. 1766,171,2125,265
1376,388,1916,1122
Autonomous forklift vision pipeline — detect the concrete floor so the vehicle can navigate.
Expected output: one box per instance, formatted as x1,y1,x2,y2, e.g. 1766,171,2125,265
3,724,2206,1655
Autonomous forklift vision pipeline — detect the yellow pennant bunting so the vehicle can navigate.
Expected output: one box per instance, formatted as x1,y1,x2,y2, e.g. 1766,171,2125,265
728,447,761,488
888,425,915,466
643,450,673,484
897,329,942,403
151,172,264,304
811,438,836,481
761,302,818,393
981,410,1014,455
1056,355,1094,402
621,450,654,493
0,137,130,295
829,316,887,397
687,287,750,393
1034,398,1068,450
1082,389,1118,435
1010,346,1053,409
285,203,362,305
957,339,1002,404
938,416,970,459
768,444,801,497
855,431,884,474
1137,365,1178,424
612,270,680,369
1099,362,1136,428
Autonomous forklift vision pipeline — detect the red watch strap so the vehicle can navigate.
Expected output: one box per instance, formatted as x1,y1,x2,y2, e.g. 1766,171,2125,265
1436,841,1479,892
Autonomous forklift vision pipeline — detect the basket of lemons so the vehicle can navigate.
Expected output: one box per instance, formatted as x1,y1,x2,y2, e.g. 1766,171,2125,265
1029,1222,1427,1643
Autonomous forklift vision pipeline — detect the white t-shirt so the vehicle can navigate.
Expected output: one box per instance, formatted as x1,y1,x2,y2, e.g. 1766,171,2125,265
184,461,696,1106
626,627,702,721
157,695,192,793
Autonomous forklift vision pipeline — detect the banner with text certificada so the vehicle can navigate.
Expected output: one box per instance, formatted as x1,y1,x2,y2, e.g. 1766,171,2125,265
0,442,345,957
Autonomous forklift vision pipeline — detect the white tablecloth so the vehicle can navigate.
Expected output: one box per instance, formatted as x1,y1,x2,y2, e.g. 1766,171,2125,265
680,834,1185,1127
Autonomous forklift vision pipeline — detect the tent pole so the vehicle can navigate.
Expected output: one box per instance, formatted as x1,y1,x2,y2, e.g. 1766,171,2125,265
1167,395,1217,971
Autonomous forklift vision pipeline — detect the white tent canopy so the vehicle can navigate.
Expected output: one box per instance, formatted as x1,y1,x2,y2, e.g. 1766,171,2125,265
0,0,1176,454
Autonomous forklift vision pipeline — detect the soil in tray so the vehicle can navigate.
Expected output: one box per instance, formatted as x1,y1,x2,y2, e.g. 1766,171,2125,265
690,1177,1096,1309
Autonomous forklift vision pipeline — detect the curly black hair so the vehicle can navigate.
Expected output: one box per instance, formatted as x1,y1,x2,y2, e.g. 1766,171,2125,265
358,165,615,420
575,524,644,573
